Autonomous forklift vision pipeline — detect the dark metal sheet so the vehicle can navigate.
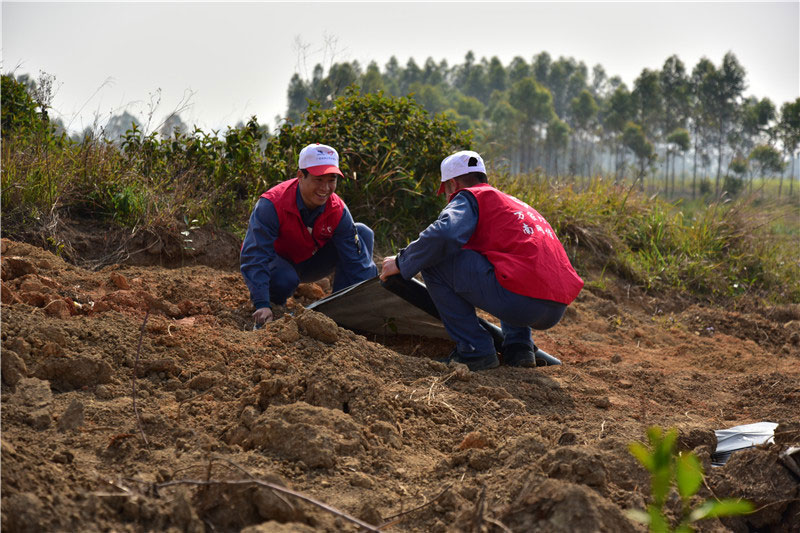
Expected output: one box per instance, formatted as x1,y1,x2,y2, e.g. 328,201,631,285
306,277,450,338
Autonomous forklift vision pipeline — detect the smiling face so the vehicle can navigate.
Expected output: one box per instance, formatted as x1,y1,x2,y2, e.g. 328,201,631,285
297,171,338,209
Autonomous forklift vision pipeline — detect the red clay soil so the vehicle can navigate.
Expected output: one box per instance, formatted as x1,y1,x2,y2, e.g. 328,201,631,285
2,237,799,533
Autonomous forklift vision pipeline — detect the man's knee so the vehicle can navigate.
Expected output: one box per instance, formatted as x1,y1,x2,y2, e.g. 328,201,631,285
354,223,374,252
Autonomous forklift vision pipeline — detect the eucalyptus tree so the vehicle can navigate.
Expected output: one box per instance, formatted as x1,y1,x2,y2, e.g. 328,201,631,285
486,92,521,171
622,121,655,185
569,89,599,178
665,128,690,196
632,68,663,142
361,62,385,94
487,56,508,95
400,58,422,95
777,98,800,196
590,64,609,99
739,96,776,154
410,83,448,115
422,57,445,86
659,56,690,188
532,52,551,85
601,85,634,178
699,53,747,195
509,77,555,172
383,56,401,94
508,56,530,84
286,73,310,122
748,144,784,195
690,57,716,197
462,57,490,104
545,117,571,178
327,61,361,100
545,57,587,120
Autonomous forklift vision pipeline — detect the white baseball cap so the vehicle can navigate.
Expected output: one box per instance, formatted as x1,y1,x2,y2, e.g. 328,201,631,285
298,143,343,177
438,150,486,194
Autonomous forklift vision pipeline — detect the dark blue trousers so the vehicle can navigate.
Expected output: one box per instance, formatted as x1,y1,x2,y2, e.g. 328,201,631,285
422,249,565,356
269,223,376,304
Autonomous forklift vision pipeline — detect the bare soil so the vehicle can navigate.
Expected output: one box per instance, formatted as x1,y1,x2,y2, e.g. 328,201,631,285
2,235,799,533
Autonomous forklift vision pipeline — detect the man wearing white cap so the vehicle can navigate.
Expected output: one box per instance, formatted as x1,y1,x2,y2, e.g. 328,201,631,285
241,143,377,326
380,150,583,370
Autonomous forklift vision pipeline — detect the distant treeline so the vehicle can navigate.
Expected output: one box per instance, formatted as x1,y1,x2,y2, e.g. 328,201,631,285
285,51,800,198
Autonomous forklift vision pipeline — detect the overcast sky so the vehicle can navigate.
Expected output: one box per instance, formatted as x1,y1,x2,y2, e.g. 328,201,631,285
3,1,798,135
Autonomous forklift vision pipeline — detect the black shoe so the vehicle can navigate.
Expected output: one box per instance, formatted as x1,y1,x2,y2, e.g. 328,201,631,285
502,343,537,367
437,350,500,371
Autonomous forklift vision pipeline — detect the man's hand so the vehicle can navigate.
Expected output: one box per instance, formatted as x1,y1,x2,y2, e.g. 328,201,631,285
380,256,400,281
253,307,274,326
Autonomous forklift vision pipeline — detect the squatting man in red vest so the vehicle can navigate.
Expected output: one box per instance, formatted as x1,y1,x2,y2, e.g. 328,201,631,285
241,143,378,326
380,150,583,371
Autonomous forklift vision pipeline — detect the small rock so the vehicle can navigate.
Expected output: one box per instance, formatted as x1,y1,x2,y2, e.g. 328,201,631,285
2,257,38,281
139,358,179,377
297,310,338,344
240,405,259,429
295,283,325,300
35,355,112,391
52,450,74,464
1,349,28,386
349,472,374,488
13,378,52,408
594,396,612,409
40,342,64,357
25,408,52,430
5,337,31,356
187,371,223,390
610,354,622,363
677,427,717,451
96,384,116,400
458,431,492,450
558,431,578,445
369,421,402,449
1,281,21,304
57,399,85,432
357,502,383,526
272,318,300,343
19,291,48,307
110,272,130,290
617,379,633,389
44,299,72,319
451,364,472,381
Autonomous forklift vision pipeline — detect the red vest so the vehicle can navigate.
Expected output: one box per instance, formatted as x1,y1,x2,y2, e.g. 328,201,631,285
261,178,345,264
456,184,584,305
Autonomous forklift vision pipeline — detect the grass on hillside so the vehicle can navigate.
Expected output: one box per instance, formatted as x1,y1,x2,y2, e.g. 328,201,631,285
497,174,800,304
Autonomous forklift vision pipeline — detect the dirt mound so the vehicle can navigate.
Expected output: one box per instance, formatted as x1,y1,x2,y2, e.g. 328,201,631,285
2,237,799,532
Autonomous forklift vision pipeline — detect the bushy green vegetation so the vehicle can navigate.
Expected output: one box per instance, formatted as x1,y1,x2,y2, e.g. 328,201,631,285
627,427,752,532
1,75,468,245
500,174,800,302
2,74,798,304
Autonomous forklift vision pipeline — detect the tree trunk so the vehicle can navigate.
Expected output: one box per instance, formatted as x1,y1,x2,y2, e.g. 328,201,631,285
670,152,676,198
692,134,699,199
715,135,724,197
665,149,671,197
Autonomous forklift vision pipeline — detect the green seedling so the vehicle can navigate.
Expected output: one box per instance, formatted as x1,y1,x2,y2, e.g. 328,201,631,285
627,426,753,532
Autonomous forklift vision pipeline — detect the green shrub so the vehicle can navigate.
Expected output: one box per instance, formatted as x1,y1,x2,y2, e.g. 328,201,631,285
263,87,472,244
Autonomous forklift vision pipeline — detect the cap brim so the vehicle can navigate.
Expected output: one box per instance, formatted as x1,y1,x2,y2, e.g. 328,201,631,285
306,165,343,177
437,181,446,195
